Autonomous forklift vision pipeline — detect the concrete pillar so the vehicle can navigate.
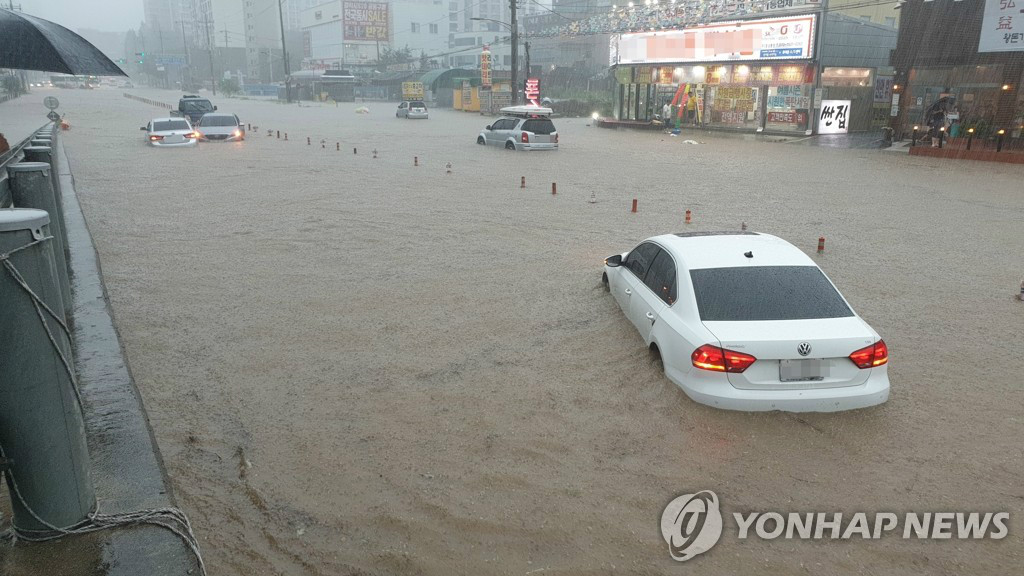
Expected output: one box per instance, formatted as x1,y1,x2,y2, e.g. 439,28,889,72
0,208,94,533
8,162,72,319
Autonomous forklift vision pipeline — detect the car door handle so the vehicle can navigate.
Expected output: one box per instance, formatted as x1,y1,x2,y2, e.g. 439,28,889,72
645,311,655,322
624,288,632,295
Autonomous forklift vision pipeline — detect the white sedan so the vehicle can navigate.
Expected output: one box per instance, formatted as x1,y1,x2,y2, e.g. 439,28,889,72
602,232,889,412
140,117,198,147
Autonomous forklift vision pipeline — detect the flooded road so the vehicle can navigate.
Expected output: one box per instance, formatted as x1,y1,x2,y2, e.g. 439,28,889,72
46,88,1024,574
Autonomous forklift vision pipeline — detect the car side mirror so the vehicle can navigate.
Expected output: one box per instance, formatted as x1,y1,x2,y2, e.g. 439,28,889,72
605,254,622,267
213,105,218,110
140,126,147,131
485,125,492,130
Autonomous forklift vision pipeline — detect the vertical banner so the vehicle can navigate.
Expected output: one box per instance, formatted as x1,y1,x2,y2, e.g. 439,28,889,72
525,78,540,105
978,0,1024,52
481,44,492,90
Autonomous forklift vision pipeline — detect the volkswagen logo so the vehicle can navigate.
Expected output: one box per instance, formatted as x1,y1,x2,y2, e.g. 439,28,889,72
797,342,812,356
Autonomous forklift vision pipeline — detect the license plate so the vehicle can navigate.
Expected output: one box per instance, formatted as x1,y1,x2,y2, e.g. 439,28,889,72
166,135,184,143
780,359,826,382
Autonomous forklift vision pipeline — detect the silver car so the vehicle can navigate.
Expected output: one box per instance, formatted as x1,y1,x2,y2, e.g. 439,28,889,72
141,117,198,147
477,106,558,151
396,100,428,119
195,113,245,141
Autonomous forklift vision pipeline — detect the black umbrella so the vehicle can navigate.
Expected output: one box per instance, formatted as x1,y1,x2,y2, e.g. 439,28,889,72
0,8,126,76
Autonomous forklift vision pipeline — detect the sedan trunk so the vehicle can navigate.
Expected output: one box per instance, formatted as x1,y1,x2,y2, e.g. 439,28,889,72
702,318,877,390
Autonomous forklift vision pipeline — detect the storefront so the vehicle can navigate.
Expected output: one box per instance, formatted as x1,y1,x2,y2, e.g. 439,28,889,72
610,13,818,133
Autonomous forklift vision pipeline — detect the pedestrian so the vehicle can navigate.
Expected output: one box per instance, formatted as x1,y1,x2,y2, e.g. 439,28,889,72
686,90,697,126
662,100,671,125
929,108,945,148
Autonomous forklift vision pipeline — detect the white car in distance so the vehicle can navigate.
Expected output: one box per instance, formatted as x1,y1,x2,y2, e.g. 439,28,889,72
141,117,198,147
603,232,889,412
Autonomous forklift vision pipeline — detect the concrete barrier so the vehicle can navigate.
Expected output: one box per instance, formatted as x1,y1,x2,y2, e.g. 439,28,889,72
0,208,95,533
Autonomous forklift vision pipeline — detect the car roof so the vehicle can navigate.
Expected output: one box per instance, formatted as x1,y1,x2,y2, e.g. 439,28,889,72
151,117,189,123
499,105,553,117
648,232,816,270
200,112,234,117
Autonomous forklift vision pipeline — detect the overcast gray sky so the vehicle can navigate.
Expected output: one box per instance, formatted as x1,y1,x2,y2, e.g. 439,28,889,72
17,0,143,33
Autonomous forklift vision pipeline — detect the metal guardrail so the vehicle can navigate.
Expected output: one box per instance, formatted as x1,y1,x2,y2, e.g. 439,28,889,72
123,92,174,110
0,123,51,207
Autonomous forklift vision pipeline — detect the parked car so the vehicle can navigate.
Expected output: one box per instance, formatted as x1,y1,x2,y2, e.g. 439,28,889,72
602,231,889,412
477,105,558,150
141,117,198,147
174,95,216,125
195,113,245,141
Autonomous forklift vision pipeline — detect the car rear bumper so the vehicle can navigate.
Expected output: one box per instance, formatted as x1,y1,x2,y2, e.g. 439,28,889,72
521,143,558,151
407,113,428,119
667,366,889,412
149,139,197,147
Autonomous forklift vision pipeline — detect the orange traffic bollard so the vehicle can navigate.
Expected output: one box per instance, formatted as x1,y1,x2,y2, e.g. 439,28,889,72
336,142,340,151
631,198,638,213
353,147,357,154
685,209,692,224
284,133,288,141
741,221,747,231
276,130,280,139
307,136,311,145
551,182,557,195
817,236,825,253
414,156,419,166
520,176,526,189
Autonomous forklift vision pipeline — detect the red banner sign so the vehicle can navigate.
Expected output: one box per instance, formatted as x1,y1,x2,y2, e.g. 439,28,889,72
525,78,540,104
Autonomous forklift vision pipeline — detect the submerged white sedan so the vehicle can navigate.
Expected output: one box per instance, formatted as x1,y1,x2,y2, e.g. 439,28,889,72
603,232,889,412
140,117,198,147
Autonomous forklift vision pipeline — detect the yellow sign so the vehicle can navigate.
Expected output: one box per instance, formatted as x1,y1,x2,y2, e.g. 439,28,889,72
402,81,424,100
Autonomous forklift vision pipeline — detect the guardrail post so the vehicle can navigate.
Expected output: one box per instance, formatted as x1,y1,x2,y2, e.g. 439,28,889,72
0,208,95,533
8,162,72,319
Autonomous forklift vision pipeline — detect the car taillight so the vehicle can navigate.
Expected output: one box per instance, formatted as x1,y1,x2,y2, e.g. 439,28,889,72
521,132,529,143
149,135,163,141
554,133,559,143
849,340,888,369
691,344,757,373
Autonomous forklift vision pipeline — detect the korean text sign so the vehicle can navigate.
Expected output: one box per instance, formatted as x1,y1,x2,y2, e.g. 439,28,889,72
818,100,851,134
343,1,389,42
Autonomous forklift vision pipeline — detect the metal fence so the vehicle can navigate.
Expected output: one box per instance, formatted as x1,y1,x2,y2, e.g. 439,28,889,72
123,92,174,110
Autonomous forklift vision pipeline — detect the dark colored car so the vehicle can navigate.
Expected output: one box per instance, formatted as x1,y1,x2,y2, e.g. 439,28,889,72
174,95,217,125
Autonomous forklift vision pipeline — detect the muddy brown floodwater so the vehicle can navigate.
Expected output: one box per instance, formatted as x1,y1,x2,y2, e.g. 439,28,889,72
41,89,1024,574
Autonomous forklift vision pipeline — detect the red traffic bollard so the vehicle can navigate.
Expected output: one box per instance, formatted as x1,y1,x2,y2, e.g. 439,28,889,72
520,176,526,189
631,198,638,213
284,133,288,141
414,156,419,166
685,209,692,224
817,236,826,253
551,182,557,195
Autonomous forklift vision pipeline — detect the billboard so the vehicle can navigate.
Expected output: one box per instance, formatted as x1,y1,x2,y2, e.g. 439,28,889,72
343,1,389,42
818,100,851,134
978,0,1023,52
614,14,816,65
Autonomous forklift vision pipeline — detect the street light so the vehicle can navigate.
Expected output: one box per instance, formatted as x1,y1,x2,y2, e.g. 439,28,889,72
471,15,520,104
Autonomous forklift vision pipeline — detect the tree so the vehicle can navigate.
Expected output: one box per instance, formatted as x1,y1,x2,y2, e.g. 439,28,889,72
376,45,413,71
219,78,241,96
419,50,429,72
2,74,25,97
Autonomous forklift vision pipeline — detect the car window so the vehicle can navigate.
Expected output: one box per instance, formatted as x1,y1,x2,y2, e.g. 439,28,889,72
398,102,407,108
153,120,191,131
180,100,213,113
411,101,426,108
689,266,854,321
623,242,661,281
490,119,506,130
522,119,556,134
199,116,238,127
643,249,677,305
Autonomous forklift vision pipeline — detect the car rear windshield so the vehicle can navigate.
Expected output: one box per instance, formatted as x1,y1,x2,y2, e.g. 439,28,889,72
690,266,853,321
410,101,426,108
522,119,556,134
154,120,190,131
199,115,237,127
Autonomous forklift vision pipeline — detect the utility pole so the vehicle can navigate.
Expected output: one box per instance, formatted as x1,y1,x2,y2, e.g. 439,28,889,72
509,0,519,105
277,0,292,102
178,20,191,91
224,27,229,49
203,11,216,95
